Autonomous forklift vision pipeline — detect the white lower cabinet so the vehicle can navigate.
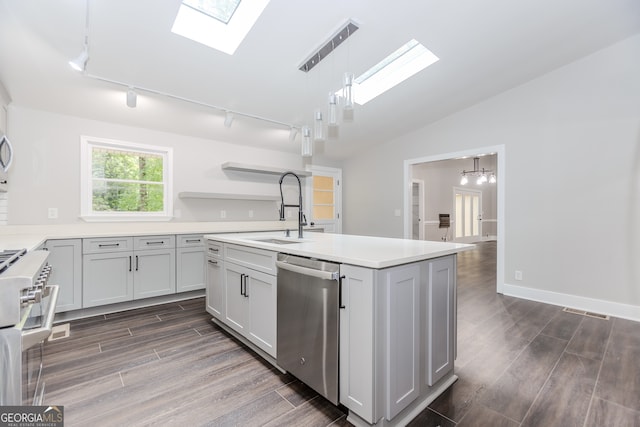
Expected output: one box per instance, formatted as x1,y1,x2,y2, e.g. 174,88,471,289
177,235,205,292
206,257,224,320
82,236,176,308
43,239,82,313
339,255,456,424
205,240,277,358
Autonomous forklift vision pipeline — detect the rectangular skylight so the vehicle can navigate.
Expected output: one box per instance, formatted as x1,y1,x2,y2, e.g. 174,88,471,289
352,39,439,105
182,0,241,24
172,0,270,55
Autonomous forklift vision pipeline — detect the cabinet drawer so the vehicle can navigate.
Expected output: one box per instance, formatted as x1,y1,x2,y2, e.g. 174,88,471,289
178,234,205,248
83,237,133,254
206,240,223,259
134,235,175,250
225,243,277,275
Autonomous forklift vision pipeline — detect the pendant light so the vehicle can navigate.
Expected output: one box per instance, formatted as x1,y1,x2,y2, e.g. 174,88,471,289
126,87,137,108
342,72,354,122
301,126,312,157
314,111,325,141
327,93,338,127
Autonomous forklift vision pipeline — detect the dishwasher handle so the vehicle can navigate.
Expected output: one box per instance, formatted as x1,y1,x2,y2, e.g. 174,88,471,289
276,260,339,281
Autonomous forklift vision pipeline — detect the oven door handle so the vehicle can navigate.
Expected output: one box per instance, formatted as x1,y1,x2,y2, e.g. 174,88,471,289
276,260,339,281
22,285,59,350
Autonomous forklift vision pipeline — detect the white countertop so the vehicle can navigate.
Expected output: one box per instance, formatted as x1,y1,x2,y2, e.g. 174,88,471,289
205,231,473,269
0,221,303,252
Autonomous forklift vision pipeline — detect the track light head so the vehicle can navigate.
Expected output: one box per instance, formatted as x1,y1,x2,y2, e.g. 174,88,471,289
224,112,234,128
126,88,137,108
69,48,89,72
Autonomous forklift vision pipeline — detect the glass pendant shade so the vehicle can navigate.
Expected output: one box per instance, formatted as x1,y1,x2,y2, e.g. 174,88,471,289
314,111,324,142
328,93,338,127
301,126,312,157
489,174,497,184
460,175,468,185
343,72,354,111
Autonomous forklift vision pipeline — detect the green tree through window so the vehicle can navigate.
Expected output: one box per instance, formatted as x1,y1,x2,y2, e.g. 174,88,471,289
81,136,172,219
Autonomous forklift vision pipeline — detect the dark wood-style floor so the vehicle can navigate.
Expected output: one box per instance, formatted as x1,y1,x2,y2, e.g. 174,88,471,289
41,242,640,426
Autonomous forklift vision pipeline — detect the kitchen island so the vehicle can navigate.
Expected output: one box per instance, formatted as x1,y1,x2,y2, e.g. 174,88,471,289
204,231,472,427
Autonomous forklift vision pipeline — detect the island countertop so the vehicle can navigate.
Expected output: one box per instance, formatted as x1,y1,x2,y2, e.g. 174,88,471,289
204,231,473,269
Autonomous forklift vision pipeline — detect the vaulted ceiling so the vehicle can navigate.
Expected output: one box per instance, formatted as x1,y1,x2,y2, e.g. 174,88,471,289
1,0,639,160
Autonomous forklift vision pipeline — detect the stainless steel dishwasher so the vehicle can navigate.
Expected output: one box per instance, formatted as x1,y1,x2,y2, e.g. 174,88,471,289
276,253,341,405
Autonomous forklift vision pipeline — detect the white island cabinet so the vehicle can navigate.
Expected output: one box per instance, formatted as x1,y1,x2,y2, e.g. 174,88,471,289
204,231,470,427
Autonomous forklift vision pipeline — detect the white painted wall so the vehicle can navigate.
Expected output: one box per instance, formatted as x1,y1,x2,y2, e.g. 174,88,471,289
343,34,640,317
6,106,324,224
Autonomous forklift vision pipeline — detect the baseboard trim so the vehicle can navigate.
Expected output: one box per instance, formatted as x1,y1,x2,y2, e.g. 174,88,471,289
503,283,640,322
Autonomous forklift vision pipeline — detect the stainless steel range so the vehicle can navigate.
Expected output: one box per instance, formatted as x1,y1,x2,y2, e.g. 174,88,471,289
0,248,59,405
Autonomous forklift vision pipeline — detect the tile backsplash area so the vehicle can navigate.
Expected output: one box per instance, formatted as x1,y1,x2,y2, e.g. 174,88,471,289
0,192,7,225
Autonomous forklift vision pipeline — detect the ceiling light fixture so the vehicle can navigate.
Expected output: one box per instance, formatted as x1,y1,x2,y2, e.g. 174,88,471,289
126,87,137,108
314,111,324,142
460,157,496,186
69,0,90,72
224,111,234,127
298,20,359,73
301,126,312,157
69,47,89,72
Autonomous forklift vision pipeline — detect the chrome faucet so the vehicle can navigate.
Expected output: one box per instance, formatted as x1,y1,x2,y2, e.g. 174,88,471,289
279,171,305,238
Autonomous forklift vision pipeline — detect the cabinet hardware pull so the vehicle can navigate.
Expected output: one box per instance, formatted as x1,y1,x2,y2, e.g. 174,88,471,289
135,255,139,271
99,243,120,248
146,241,164,245
207,259,218,265
339,275,346,309
129,256,132,272
240,273,245,296
186,239,201,243
244,275,249,298
208,248,219,252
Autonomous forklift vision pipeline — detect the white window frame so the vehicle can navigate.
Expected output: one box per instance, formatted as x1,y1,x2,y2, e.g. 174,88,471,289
80,136,173,222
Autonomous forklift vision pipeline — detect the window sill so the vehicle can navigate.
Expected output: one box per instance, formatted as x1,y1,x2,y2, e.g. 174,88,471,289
79,215,174,223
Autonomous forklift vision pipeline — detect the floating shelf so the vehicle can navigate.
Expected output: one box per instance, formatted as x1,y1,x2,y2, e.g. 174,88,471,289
221,162,311,177
178,192,279,201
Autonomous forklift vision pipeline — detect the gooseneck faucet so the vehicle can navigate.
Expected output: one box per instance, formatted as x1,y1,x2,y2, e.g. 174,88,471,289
279,171,305,238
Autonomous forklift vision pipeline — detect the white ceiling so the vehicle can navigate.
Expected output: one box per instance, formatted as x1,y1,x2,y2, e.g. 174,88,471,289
1,0,639,161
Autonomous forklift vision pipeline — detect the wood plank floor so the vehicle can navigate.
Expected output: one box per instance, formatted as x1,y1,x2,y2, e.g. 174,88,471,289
41,241,640,426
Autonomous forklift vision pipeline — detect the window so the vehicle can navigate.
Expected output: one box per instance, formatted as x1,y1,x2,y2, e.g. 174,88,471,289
81,136,173,221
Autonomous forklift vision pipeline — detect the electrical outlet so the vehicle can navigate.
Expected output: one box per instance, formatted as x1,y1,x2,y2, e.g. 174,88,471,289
220,210,226,219
248,210,254,218
394,209,401,217
515,270,523,281
48,208,58,219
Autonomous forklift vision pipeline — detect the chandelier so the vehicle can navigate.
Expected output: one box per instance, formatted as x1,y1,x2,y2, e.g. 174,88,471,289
460,157,496,185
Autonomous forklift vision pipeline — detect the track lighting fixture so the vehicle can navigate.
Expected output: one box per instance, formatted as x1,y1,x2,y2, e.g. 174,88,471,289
69,47,88,72
224,111,234,128
126,87,137,108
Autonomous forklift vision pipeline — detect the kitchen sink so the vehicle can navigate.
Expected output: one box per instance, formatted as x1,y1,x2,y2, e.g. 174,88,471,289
248,238,302,245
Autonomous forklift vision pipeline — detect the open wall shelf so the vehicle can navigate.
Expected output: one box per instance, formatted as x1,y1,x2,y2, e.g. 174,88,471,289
178,192,279,201
221,162,311,177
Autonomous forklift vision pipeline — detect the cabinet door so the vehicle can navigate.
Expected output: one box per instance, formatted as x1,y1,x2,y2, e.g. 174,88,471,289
339,264,376,423
177,247,205,292
44,239,82,313
133,249,176,299
246,269,276,357
223,263,249,335
83,252,133,307
385,264,420,420
426,256,455,386
206,258,224,320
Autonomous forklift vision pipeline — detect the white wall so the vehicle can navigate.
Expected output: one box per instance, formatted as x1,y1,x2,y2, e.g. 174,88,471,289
6,106,318,224
343,34,640,318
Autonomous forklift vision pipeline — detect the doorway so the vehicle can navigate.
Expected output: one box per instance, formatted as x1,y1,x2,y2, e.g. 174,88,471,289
403,145,505,294
454,187,482,243
411,179,425,240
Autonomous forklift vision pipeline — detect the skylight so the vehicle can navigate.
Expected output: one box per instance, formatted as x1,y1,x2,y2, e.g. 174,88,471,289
171,0,270,55
182,0,241,24
352,39,439,105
